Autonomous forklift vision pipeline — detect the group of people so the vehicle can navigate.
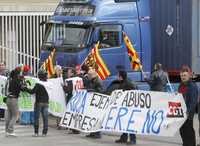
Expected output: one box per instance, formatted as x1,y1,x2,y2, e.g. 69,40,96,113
0,61,199,146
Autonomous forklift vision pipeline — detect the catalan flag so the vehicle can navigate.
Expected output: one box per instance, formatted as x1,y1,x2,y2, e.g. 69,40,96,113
123,32,142,70
83,42,110,80
41,48,56,78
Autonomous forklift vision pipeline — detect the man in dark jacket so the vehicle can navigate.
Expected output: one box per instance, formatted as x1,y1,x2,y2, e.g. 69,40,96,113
145,63,168,91
25,69,49,137
178,65,198,146
111,70,137,145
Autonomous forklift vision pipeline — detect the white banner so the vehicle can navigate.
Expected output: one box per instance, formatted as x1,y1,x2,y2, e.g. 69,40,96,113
60,90,110,132
102,90,187,136
60,90,187,137
65,77,84,93
0,76,67,117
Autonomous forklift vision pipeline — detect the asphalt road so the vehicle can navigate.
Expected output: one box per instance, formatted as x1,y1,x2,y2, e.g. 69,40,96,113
0,115,199,146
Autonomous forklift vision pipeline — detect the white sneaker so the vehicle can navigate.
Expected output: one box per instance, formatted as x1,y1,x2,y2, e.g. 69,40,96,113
32,133,39,137
6,132,17,137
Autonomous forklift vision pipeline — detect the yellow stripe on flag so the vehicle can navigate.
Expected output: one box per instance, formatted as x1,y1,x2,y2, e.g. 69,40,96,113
122,32,142,71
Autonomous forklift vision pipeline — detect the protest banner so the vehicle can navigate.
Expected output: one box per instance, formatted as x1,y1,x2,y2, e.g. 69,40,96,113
65,77,84,93
0,76,66,117
101,90,187,136
0,75,7,109
60,89,186,137
60,89,111,132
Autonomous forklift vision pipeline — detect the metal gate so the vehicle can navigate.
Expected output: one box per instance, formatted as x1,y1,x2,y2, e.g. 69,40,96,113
0,12,52,75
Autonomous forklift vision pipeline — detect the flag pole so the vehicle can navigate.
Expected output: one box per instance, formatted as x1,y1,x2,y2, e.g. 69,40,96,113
139,63,147,79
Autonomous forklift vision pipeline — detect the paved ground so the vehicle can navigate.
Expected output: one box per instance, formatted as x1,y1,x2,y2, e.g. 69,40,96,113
0,115,199,146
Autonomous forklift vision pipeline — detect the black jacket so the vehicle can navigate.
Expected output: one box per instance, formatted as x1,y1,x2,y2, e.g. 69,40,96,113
145,69,168,91
106,79,137,95
25,83,49,104
178,80,198,120
8,78,25,98
86,77,103,93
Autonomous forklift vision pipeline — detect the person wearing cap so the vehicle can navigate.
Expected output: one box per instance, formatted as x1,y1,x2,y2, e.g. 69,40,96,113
178,65,198,146
145,63,168,91
24,69,49,137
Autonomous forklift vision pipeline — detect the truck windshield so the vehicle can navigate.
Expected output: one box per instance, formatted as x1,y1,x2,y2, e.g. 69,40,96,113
43,23,90,50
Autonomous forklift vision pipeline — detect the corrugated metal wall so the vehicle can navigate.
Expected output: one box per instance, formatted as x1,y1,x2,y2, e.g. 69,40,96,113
192,0,200,74
150,0,192,71
0,12,52,75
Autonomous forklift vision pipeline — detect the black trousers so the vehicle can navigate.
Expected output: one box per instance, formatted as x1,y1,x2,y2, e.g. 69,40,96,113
120,133,136,142
179,118,196,146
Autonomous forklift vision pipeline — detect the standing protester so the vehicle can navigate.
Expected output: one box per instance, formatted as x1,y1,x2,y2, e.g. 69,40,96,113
52,65,63,78
5,68,26,136
51,65,63,129
198,99,200,146
0,62,9,76
24,69,49,137
145,63,168,91
0,62,9,120
63,67,80,134
111,70,137,145
178,65,198,146
86,68,103,139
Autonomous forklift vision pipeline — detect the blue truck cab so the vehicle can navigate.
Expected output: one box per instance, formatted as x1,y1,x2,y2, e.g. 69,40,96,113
40,0,151,87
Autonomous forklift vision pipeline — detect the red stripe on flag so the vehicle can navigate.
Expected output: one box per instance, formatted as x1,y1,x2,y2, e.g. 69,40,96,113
93,48,110,77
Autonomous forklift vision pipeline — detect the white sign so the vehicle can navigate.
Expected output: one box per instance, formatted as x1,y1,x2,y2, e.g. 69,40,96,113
60,90,110,132
61,90,187,137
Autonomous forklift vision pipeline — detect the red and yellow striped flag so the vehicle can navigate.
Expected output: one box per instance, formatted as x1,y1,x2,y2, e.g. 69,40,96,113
41,48,56,78
123,32,142,70
84,42,110,80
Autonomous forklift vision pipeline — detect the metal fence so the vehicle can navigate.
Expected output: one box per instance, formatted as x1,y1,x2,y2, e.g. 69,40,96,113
0,12,53,75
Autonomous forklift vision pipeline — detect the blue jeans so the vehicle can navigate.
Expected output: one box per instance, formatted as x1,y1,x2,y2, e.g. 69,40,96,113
34,103,48,135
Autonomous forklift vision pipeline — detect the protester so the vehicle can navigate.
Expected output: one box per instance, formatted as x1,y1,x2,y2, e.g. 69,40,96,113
63,67,76,104
24,69,49,137
145,63,168,91
178,65,198,146
198,99,200,146
5,68,26,136
85,67,103,139
0,61,9,76
22,64,31,76
51,65,63,129
62,67,81,134
52,65,63,78
108,70,137,145
0,62,9,120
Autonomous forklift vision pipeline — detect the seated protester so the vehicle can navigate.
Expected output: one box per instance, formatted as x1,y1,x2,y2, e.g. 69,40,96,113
86,68,103,139
113,70,137,145
145,63,168,91
24,69,49,137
